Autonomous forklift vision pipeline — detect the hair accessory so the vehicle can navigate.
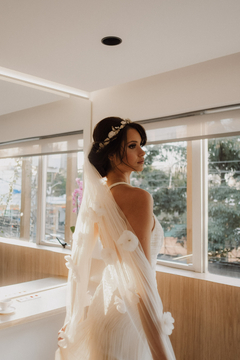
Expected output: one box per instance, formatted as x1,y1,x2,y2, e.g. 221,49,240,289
98,119,131,151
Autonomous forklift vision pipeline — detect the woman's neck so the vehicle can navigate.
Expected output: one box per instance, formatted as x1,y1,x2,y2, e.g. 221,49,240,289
106,169,131,186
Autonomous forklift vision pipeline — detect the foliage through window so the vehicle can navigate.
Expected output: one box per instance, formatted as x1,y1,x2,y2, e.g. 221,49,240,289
131,142,189,264
208,135,240,278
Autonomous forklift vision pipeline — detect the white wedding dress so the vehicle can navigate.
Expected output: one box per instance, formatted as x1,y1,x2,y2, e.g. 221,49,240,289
56,159,176,360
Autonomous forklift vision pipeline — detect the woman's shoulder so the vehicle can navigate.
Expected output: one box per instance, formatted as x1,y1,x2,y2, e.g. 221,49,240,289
130,186,152,203
111,184,153,209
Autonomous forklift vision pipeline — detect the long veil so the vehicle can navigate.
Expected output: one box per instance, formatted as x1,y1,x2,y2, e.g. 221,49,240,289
56,151,176,360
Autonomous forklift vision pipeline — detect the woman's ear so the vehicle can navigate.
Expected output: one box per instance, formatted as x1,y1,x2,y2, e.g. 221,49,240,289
108,153,118,169
108,153,115,161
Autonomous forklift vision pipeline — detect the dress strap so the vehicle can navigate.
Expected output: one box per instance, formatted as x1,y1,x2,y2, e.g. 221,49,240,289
109,182,130,190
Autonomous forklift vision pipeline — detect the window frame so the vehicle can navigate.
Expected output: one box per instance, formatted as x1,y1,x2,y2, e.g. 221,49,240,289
142,106,240,276
0,131,85,250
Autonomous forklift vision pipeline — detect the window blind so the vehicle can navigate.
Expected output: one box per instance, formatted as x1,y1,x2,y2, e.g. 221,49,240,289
0,132,83,158
142,108,240,144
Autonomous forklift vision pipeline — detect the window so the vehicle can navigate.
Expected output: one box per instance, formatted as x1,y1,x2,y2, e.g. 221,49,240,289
0,132,84,248
140,107,240,278
131,142,190,265
0,158,23,239
42,151,84,247
208,135,240,278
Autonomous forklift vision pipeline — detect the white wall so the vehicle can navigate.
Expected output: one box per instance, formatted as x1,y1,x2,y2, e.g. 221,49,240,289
0,312,65,360
91,52,240,127
0,95,91,147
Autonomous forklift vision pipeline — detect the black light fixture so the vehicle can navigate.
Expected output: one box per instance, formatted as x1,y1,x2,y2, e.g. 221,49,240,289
101,36,122,46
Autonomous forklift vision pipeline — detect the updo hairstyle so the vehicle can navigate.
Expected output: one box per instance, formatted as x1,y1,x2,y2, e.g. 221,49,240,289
88,117,147,177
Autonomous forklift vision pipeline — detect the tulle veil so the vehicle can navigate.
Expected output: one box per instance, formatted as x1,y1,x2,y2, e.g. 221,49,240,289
55,150,176,360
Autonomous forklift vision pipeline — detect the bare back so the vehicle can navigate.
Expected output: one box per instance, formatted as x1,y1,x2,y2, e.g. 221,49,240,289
110,183,154,263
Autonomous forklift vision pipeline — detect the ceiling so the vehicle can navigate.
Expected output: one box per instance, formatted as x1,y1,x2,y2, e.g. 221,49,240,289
0,77,67,116
1,0,240,115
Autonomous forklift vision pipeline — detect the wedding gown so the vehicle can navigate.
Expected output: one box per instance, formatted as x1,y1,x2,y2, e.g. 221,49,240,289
56,158,176,360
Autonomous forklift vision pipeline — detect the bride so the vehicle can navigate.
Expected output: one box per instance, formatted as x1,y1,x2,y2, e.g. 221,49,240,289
56,117,176,360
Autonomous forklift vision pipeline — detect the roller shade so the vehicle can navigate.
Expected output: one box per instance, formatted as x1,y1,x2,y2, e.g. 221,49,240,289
142,108,240,144
0,132,83,158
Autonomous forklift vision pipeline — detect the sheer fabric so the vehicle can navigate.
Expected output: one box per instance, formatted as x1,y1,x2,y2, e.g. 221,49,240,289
55,152,176,360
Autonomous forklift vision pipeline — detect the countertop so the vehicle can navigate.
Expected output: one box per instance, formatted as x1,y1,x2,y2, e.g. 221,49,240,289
0,277,67,330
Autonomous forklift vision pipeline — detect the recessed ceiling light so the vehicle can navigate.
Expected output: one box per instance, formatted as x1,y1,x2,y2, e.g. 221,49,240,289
101,36,122,46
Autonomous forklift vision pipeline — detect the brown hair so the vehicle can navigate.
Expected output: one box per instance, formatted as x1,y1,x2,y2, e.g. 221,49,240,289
88,117,147,177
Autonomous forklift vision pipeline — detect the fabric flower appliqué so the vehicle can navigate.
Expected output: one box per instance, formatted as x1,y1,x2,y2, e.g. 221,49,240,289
161,312,175,335
87,202,106,223
108,130,116,139
114,295,126,314
65,255,80,283
92,201,106,217
116,230,138,252
101,248,118,265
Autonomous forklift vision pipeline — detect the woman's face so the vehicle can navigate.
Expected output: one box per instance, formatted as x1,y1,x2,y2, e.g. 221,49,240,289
113,128,146,173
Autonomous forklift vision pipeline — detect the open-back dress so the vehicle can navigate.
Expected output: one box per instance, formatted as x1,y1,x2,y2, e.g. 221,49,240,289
55,156,176,360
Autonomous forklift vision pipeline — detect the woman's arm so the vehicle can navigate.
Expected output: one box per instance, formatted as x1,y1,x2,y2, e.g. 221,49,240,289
138,296,167,360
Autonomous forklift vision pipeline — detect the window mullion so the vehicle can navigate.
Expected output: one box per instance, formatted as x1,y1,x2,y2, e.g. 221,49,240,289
65,153,78,247
36,156,47,245
202,139,209,273
19,158,32,240
192,140,203,272
186,142,193,264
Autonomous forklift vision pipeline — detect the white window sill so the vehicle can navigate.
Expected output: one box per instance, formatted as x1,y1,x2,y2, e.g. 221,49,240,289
0,237,71,255
156,264,240,288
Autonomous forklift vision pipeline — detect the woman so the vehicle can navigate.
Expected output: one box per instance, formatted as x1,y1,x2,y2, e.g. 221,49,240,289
56,117,176,360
